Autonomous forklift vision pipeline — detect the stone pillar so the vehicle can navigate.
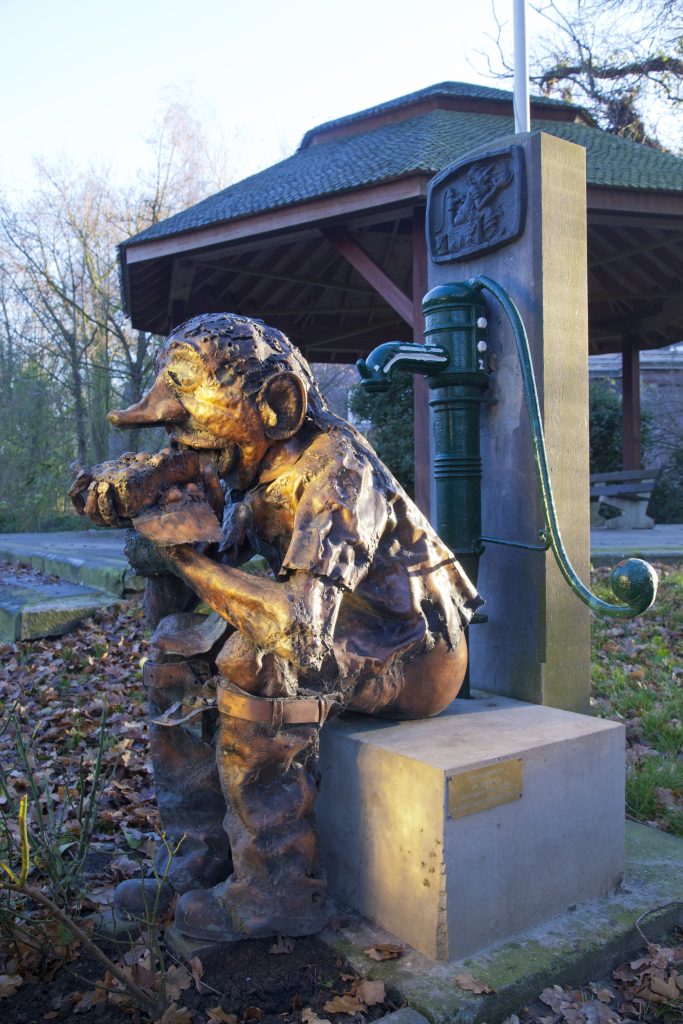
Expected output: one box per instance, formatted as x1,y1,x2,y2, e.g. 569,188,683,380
427,132,591,713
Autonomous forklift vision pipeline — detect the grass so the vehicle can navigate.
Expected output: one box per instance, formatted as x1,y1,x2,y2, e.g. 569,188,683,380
591,562,683,836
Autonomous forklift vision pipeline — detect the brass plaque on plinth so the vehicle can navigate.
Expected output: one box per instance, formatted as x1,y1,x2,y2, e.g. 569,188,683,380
448,758,523,819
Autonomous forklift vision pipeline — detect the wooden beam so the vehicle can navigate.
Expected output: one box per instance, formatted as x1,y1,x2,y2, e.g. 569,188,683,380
588,232,683,269
622,335,641,470
587,187,683,219
303,318,400,350
123,176,432,265
322,227,413,326
197,260,373,296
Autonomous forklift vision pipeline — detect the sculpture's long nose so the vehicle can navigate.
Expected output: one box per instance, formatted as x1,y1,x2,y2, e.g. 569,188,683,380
108,375,188,428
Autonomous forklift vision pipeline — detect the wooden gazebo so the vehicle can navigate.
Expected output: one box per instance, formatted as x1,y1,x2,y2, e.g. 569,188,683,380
119,82,683,509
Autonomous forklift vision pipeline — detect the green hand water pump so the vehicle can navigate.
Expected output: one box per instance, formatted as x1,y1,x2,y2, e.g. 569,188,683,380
357,277,658,619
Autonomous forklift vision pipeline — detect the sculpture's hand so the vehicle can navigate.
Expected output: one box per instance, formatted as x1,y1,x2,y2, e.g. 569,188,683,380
69,449,203,529
68,462,93,515
69,461,128,527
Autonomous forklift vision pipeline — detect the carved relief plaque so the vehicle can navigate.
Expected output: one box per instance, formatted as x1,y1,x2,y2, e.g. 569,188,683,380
427,146,526,264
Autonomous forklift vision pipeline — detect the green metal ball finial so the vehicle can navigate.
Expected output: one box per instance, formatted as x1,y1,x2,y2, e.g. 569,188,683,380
610,559,658,615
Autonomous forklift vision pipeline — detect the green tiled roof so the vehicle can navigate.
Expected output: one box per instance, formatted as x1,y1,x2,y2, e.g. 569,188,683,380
298,80,577,146
125,94,683,249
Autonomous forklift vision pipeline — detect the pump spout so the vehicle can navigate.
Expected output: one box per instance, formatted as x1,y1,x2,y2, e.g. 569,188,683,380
357,341,449,391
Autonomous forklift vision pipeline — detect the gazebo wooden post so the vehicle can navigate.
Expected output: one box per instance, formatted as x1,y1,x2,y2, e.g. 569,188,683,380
412,206,430,515
622,333,642,469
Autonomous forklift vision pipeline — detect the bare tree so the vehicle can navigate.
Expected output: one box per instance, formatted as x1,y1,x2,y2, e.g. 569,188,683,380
487,0,683,149
0,98,237,526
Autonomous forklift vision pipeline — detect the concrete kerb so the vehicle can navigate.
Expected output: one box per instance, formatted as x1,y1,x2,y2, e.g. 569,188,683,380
321,822,683,1024
0,576,121,642
0,531,143,596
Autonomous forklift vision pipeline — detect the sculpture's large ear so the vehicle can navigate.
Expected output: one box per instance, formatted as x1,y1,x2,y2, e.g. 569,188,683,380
257,371,307,441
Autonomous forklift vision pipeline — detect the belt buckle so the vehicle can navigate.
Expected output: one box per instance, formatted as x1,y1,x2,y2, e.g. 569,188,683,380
271,698,285,731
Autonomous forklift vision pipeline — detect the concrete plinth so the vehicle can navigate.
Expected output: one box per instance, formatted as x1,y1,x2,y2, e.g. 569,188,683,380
317,694,624,961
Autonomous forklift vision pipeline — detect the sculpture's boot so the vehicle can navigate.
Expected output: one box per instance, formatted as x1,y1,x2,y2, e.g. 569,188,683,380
112,611,231,925
174,684,329,941
146,612,232,894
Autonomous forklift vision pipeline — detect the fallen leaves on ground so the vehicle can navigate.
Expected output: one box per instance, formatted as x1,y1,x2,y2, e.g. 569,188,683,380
323,993,366,1015
0,579,158,858
591,564,682,836
507,929,683,1024
0,973,23,998
362,941,404,961
323,977,386,1015
160,1002,192,1024
207,1008,239,1024
454,971,495,995
354,980,385,1007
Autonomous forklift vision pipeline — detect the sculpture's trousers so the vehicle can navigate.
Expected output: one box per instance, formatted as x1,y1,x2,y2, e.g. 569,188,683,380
173,630,467,939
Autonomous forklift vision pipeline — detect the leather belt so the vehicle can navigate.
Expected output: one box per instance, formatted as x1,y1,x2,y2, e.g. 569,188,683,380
217,682,335,728
143,660,212,689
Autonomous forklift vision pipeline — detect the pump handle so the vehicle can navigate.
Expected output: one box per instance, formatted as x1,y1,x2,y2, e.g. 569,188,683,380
473,275,657,618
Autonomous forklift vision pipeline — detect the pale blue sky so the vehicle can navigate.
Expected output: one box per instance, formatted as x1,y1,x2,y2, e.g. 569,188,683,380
1,0,535,196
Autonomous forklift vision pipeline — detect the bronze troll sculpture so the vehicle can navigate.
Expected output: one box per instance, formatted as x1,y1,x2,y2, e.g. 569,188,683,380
70,313,481,943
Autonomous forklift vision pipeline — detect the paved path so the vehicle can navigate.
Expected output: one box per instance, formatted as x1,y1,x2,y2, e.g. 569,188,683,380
589,523,683,565
1,525,680,588
0,530,142,596
0,525,680,641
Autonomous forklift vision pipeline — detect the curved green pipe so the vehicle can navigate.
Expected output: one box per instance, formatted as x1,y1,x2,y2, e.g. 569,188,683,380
473,275,658,618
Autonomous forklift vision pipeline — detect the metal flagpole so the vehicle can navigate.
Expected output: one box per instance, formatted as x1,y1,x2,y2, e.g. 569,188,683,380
513,0,531,132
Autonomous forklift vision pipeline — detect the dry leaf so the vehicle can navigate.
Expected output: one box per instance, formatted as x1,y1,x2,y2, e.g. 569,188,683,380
355,979,385,1006
207,1008,239,1024
110,853,140,878
269,936,295,955
189,955,203,993
560,1006,586,1024
302,1009,332,1024
579,1002,620,1024
589,984,615,1003
42,1013,59,1021
160,1004,192,1024
323,993,366,1014
540,984,570,1013
73,987,108,1013
243,1007,263,1022
165,963,192,1001
0,974,24,999
637,986,666,1005
363,942,403,961
647,975,679,1000
454,972,495,995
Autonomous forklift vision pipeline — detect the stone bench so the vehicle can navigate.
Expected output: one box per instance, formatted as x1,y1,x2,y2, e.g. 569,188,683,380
317,694,624,961
590,469,659,529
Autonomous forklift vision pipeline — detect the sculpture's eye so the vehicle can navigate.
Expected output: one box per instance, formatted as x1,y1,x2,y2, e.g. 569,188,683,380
166,362,199,392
